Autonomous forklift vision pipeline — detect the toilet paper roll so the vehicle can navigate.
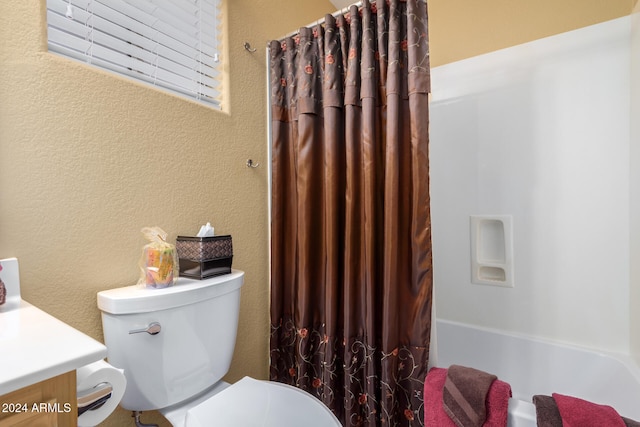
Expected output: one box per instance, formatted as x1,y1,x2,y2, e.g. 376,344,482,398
76,360,126,427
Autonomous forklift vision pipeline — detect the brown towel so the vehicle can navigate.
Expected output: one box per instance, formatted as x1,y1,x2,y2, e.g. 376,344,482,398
442,365,497,427
624,417,640,427
532,395,562,427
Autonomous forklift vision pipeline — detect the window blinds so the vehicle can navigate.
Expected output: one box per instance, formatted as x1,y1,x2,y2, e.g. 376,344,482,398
47,0,222,108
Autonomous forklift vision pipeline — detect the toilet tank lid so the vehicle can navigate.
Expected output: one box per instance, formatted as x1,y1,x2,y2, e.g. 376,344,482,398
97,270,244,315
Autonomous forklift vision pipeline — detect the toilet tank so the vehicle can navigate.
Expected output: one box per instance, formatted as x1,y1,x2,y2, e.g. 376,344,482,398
97,270,244,411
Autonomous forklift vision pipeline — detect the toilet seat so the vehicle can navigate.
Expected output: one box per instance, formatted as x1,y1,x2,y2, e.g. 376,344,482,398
162,377,341,427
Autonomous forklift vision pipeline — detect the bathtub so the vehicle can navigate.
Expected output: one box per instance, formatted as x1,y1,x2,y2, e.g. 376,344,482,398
435,319,640,426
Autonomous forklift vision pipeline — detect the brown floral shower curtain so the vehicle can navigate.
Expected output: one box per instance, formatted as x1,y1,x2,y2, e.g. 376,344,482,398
269,0,432,425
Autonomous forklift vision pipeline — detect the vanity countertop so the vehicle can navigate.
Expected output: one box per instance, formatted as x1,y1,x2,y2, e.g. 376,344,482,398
0,300,107,396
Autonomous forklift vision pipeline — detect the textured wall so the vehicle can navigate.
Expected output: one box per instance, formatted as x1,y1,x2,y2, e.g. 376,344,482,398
0,0,636,426
0,1,332,426
428,0,634,66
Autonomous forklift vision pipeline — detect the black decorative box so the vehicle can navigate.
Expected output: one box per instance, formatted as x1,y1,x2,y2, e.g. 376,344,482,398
175,235,233,279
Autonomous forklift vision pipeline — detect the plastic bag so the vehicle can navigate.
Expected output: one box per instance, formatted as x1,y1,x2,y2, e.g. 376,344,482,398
137,226,178,288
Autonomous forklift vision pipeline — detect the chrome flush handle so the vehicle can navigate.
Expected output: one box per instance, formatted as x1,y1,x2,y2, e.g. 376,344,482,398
129,322,161,335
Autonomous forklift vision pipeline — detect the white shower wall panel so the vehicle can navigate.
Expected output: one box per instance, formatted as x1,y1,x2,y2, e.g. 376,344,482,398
430,17,631,353
631,7,640,363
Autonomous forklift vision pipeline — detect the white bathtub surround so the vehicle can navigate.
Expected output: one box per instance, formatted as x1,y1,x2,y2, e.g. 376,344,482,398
431,16,634,355
630,4,640,366
436,319,640,424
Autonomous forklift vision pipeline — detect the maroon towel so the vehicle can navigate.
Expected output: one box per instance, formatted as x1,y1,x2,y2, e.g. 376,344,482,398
553,393,626,427
424,368,457,427
443,365,497,427
0,263,5,305
535,394,640,427
484,380,511,426
424,367,511,427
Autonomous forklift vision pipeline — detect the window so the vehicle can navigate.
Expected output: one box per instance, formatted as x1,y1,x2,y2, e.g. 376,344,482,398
47,0,223,109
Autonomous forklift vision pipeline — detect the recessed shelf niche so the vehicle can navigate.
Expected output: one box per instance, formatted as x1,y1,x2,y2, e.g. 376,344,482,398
470,215,514,287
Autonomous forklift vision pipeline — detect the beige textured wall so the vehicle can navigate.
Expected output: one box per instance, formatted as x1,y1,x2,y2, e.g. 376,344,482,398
428,0,634,66
0,0,635,426
0,1,333,426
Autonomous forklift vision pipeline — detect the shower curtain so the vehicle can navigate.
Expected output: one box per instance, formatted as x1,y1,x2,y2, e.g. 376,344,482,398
269,0,432,425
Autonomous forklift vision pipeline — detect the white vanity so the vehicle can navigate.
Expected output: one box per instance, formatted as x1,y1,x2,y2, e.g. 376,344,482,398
0,258,107,426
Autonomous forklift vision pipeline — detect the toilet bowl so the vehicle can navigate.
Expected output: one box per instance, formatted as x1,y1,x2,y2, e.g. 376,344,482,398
162,377,340,427
97,270,340,426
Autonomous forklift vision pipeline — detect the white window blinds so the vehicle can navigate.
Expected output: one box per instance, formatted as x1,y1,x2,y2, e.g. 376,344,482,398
47,0,223,109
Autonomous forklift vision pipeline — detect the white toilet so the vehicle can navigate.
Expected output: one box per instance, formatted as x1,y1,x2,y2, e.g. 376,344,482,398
97,270,341,427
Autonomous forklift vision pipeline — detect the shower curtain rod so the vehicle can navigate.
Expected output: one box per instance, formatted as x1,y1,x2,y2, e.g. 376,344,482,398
275,0,368,41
